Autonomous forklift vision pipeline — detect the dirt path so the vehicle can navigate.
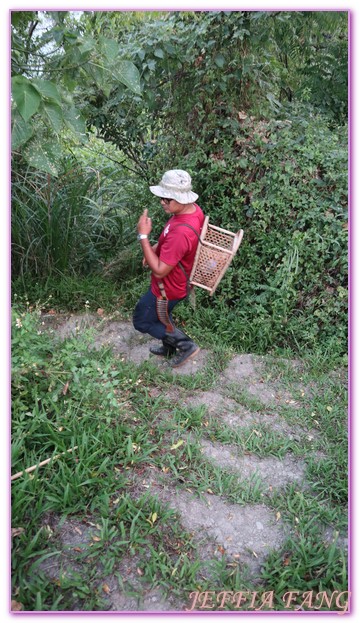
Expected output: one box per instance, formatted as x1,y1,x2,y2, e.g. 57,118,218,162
38,312,346,612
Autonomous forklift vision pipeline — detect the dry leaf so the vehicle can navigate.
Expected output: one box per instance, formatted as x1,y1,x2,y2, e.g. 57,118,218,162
62,381,70,395
252,551,258,558
97,308,104,316
74,527,82,535
207,488,214,495
11,527,25,537
170,439,184,450
73,547,82,553
137,568,144,576
283,557,291,566
276,511,281,521
151,512,158,524
44,525,53,538
92,535,101,542
102,583,111,594
11,600,23,611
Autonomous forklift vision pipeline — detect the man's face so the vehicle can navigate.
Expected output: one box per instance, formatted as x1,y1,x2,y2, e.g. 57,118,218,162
160,198,190,215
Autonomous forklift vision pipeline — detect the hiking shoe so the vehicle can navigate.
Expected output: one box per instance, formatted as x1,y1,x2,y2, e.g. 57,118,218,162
149,341,176,357
170,343,200,368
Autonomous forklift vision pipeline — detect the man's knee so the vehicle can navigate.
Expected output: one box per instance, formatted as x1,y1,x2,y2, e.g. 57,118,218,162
133,306,147,333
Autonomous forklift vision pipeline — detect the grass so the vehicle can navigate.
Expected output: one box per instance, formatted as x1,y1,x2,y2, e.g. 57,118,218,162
11,304,349,612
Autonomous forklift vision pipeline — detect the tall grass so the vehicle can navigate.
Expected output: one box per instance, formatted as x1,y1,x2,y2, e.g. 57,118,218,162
11,156,139,280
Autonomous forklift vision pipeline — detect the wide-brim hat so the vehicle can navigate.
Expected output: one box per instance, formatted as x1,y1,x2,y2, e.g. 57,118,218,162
149,169,198,204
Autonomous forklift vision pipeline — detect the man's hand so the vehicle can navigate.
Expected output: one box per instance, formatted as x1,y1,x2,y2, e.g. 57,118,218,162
137,209,152,235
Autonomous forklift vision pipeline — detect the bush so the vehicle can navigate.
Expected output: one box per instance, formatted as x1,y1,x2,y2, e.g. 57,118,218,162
174,105,348,357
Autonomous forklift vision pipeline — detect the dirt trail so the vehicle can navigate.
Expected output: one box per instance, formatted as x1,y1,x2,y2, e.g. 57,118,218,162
38,312,346,612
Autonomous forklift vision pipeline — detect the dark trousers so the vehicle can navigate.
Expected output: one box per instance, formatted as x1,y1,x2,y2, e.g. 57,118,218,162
133,289,184,339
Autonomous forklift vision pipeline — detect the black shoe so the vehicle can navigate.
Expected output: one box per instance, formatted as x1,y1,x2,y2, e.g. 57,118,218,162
170,342,200,367
149,340,176,357
164,328,200,368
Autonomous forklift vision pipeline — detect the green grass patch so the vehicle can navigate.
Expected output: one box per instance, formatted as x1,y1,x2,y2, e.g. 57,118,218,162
11,304,348,611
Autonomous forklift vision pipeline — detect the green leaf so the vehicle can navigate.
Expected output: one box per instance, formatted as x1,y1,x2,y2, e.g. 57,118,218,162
32,79,62,104
88,61,105,88
43,102,63,133
164,42,176,55
63,74,77,93
154,48,164,59
12,76,41,122
23,140,60,176
100,36,118,63
113,61,141,95
63,106,87,140
214,53,225,68
11,113,33,150
266,93,282,109
79,36,96,54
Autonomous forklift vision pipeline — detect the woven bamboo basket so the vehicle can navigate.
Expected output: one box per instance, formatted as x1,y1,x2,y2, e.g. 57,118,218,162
189,216,244,295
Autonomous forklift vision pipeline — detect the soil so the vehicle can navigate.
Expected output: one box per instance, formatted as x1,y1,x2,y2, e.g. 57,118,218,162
37,312,347,612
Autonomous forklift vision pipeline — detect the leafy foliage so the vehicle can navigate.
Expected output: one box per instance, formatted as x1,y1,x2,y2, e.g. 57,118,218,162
11,11,141,174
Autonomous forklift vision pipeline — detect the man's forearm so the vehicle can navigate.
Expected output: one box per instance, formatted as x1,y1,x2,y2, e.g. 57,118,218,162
140,239,163,276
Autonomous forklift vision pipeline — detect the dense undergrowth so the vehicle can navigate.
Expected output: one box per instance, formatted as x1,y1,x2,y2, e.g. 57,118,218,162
12,109,348,362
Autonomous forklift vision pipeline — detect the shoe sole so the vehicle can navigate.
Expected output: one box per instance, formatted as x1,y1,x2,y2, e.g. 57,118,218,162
171,347,200,368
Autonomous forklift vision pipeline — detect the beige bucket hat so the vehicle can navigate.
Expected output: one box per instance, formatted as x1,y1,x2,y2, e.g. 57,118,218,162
149,169,198,204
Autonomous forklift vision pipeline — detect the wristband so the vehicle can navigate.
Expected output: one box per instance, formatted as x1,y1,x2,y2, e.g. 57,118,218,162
137,234,148,240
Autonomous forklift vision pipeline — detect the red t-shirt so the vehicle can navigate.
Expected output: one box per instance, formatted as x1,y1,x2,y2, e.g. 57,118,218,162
151,203,205,300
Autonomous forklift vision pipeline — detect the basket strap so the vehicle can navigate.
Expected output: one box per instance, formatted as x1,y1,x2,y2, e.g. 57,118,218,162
173,223,204,244
173,223,204,296
157,223,204,300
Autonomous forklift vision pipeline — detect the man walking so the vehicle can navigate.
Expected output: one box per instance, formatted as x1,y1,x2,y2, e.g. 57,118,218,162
133,169,205,367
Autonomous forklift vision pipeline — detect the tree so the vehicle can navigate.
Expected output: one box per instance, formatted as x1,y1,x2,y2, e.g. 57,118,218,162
75,10,347,175
11,10,142,175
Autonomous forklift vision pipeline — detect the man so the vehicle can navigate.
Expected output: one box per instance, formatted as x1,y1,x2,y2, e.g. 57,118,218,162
133,169,205,367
